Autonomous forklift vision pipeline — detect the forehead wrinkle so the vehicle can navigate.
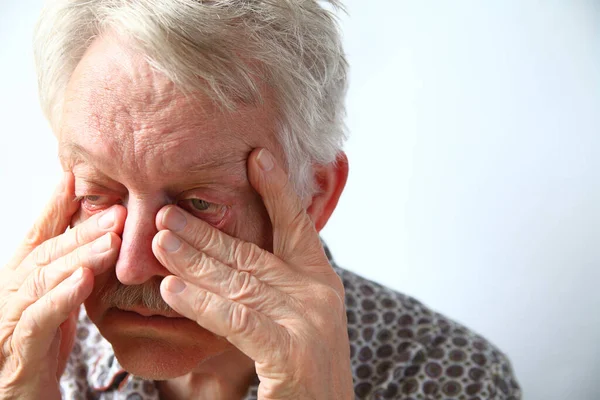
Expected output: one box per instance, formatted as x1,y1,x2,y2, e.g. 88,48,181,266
61,35,277,194
60,137,250,194
158,147,250,190
61,75,254,191
171,146,247,173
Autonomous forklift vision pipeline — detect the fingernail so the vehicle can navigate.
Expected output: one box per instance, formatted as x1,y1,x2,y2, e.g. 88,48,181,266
257,149,274,172
70,267,84,284
166,277,186,294
163,207,187,232
158,231,181,252
92,233,112,253
98,208,116,229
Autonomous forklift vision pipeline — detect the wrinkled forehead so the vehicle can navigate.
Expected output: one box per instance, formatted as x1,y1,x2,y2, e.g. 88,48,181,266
58,35,279,182
61,34,178,128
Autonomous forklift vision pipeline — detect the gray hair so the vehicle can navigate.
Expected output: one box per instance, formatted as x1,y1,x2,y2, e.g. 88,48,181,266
33,0,348,196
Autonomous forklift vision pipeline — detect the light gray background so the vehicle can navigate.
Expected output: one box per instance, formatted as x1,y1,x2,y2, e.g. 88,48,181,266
1,1,599,399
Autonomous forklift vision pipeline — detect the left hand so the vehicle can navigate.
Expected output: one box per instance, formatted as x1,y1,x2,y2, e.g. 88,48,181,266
152,148,353,400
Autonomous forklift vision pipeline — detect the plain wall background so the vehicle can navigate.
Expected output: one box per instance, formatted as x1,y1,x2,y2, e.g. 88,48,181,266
1,1,599,398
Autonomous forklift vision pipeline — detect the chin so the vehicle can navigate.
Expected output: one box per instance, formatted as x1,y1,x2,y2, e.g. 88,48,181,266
84,303,233,380
111,336,232,380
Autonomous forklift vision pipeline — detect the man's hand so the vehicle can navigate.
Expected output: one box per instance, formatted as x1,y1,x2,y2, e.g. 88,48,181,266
153,148,353,400
0,173,125,400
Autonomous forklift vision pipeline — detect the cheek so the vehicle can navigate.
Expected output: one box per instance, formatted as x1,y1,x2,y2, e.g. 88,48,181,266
70,208,86,227
226,199,273,251
70,206,102,228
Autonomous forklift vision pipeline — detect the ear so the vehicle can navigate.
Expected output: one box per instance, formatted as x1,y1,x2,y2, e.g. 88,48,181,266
305,152,349,232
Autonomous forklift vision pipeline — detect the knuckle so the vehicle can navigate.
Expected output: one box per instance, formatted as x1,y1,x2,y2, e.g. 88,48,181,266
31,242,53,268
192,220,217,249
189,251,210,276
23,225,44,250
73,224,88,247
233,242,263,270
67,247,86,270
192,290,211,317
24,268,47,301
226,271,258,302
228,303,252,336
16,310,42,343
43,291,62,316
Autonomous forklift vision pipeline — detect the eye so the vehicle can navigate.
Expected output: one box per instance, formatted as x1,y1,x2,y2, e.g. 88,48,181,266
178,198,228,226
76,195,117,212
190,198,211,211
84,195,102,204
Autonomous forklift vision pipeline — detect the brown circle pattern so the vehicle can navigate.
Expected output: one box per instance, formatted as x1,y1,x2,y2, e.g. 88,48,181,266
60,246,521,399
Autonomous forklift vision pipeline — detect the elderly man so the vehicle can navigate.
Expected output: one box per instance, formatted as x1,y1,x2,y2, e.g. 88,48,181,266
0,0,521,399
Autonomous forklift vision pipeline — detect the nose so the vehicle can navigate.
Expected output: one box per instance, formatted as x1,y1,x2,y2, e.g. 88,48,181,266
115,196,170,285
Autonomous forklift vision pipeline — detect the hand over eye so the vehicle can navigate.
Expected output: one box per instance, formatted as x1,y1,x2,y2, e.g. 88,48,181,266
0,173,125,400
152,149,353,400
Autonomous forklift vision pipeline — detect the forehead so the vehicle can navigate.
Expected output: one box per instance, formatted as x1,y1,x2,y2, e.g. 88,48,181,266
59,35,278,186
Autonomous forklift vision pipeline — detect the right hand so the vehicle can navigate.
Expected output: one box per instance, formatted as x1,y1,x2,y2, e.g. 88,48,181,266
0,172,125,400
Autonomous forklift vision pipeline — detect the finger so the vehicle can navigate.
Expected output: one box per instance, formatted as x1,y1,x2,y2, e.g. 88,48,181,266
2,233,120,327
156,206,288,278
160,276,288,365
18,205,126,275
7,172,79,270
247,148,323,263
13,267,93,363
57,307,79,378
153,230,294,315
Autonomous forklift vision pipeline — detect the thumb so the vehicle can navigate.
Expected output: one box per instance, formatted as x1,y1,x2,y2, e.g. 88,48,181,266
247,148,322,265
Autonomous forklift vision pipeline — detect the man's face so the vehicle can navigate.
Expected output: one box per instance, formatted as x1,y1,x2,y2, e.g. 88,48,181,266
59,35,280,379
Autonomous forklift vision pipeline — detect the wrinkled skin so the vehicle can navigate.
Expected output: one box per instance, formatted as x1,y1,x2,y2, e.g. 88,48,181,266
154,148,354,399
0,173,125,399
61,35,281,380
0,32,352,399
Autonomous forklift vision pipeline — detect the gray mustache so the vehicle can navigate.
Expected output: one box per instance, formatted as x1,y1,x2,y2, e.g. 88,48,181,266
103,279,174,314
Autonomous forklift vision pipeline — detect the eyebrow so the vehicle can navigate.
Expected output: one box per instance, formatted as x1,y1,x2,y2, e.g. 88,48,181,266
59,141,251,188
59,142,92,169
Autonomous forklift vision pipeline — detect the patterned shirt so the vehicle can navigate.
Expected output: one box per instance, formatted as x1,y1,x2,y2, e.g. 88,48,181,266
60,247,521,399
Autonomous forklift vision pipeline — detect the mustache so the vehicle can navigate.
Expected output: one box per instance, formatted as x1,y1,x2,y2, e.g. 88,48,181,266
102,277,174,314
